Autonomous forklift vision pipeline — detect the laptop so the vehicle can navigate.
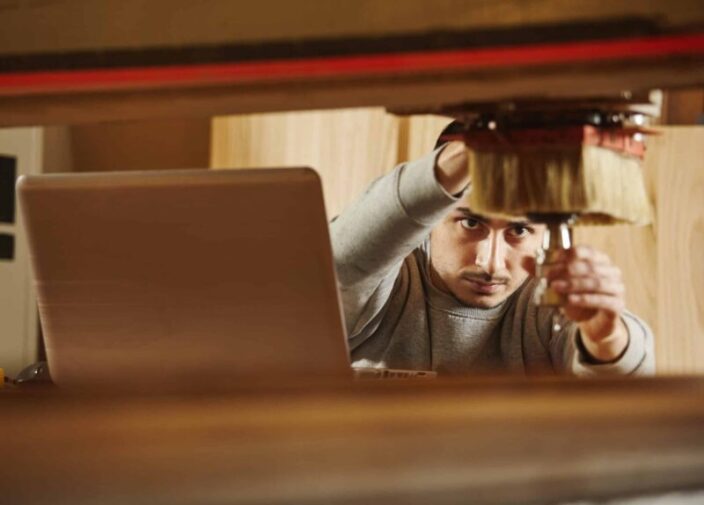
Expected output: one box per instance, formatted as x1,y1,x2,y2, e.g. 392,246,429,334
18,167,362,388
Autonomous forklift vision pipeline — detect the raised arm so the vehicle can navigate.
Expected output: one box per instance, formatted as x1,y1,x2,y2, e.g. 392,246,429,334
331,141,468,336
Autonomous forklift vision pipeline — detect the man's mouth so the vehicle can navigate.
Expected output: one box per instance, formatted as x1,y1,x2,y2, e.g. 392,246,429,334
463,277,508,294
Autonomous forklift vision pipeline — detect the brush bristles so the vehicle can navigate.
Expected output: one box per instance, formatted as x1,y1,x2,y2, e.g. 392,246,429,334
467,145,652,225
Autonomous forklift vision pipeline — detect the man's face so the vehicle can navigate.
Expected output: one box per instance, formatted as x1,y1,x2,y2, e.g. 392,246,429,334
429,205,544,308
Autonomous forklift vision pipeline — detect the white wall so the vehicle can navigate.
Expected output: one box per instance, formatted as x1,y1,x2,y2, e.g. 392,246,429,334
0,128,41,377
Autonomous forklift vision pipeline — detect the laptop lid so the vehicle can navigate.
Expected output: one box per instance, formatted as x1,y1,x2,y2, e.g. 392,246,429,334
18,168,351,388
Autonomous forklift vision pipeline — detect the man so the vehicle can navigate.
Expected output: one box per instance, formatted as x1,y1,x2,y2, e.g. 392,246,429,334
331,134,654,376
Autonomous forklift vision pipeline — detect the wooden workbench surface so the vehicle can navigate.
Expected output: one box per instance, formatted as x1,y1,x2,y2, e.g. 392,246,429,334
3,375,704,504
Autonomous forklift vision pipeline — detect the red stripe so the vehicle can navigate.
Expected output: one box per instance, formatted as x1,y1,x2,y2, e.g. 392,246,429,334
1,33,703,95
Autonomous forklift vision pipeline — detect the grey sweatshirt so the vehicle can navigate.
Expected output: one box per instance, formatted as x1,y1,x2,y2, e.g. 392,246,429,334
331,147,654,376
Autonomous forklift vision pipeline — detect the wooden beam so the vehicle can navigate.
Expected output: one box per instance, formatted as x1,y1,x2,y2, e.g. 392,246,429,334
0,0,702,125
2,56,702,127
2,0,703,56
3,376,704,504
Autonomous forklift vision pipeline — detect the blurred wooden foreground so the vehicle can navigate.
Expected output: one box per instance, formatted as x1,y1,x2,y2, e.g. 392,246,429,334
3,376,704,505
1,0,702,125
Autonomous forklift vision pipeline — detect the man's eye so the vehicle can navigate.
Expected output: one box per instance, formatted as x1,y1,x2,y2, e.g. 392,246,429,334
508,225,531,238
460,218,480,230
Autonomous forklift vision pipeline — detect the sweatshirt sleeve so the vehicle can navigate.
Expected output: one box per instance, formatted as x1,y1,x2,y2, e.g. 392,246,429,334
331,145,460,337
549,310,656,376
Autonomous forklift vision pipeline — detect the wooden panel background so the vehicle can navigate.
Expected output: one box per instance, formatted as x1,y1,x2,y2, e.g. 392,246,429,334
211,111,703,375
211,108,403,219
69,119,212,172
652,129,704,374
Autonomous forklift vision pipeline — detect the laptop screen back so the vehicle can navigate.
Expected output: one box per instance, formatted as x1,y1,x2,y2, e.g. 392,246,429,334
18,168,350,388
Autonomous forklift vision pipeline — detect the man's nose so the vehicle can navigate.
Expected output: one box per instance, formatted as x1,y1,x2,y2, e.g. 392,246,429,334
475,232,507,274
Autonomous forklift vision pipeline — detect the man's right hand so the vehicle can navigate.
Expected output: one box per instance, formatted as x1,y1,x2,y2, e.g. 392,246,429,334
434,141,470,195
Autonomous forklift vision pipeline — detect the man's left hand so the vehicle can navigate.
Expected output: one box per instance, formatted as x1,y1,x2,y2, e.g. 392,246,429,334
548,246,629,362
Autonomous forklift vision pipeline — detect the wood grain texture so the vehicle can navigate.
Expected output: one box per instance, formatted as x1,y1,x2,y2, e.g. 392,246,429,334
573,128,704,374
211,111,449,220
1,0,703,127
3,376,704,505
3,58,703,127
652,127,704,374
69,118,212,172
2,0,702,55
211,108,399,218
404,115,453,162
